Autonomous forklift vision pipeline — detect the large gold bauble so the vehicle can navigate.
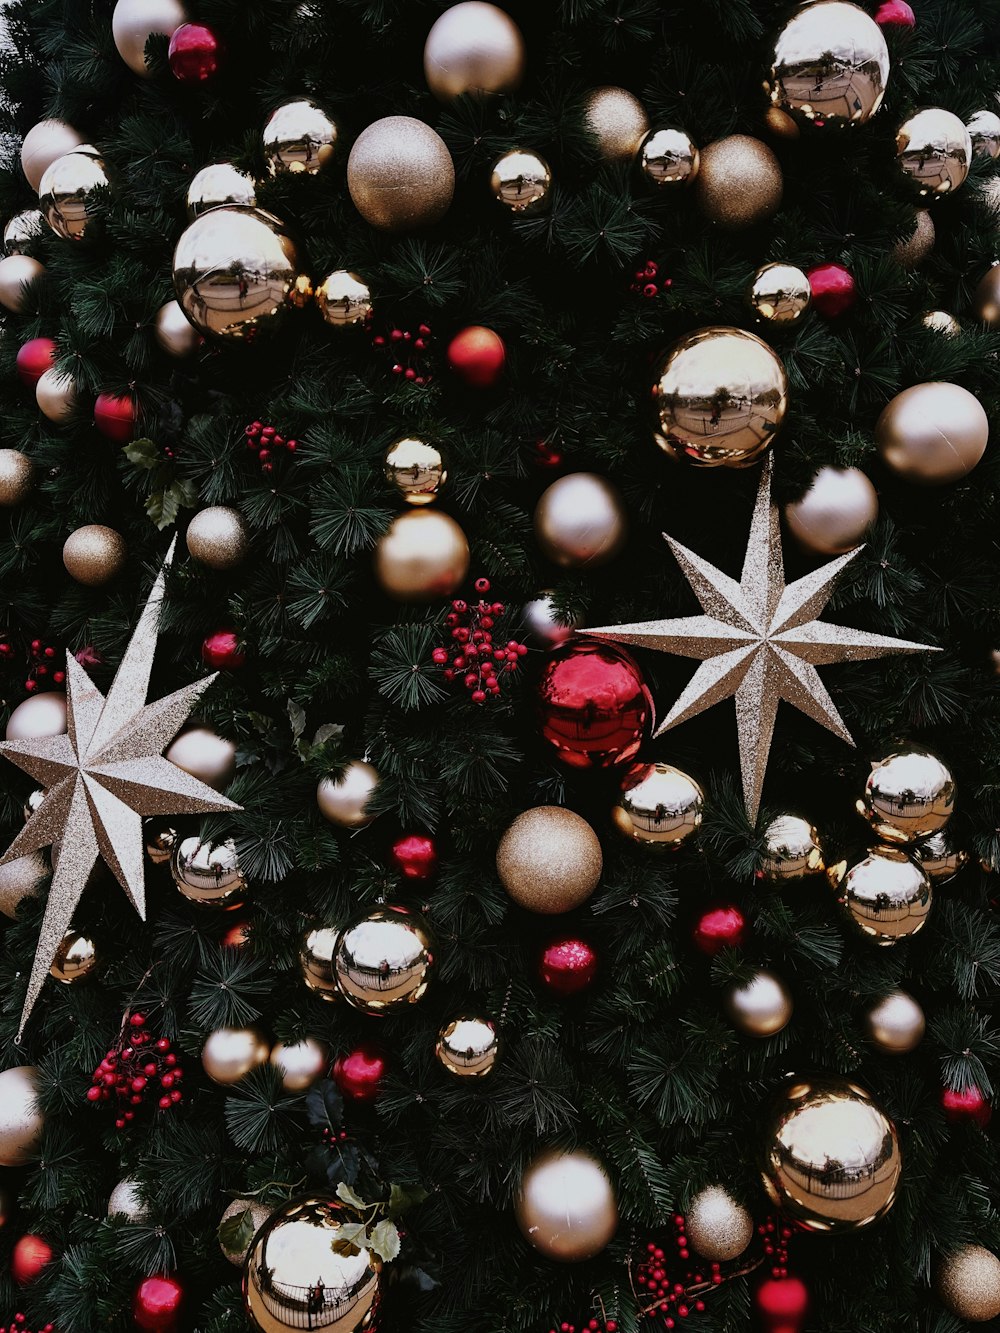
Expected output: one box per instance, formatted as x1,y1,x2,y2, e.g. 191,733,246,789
4,209,44,255
534,472,627,567
875,382,988,484
968,109,1000,159
0,851,47,919
62,524,126,586
935,1245,1000,1322
333,905,434,1014
685,1185,754,1262
165,725,238,790
912,829,967,884
0,1066,43,1166
725,969,793,1037
748,262,811,325
834,846,932,945
922,309,960,336
38,148,108,241
424,1,525,101
653,326,788,467
186,505,248,568
695,136,783,230
50,927,98,983
490,149,552,214
383,436,446,505
0,449,33,506
765,1,889,129
892,209,934,268
582,86,649,161
21,119,84,192
784,465,879,555
299,926,341,1002
186,162,257,220
436,1016,499,1078
497,805,603,913
269,1037,328,1091
896,108,972,197
113,0,188,74
864,988,925,1053
612,761,703,849
35,366,77,422
0,254,45,313
516,1148,618,1262
171,835,245,908
316,759,380,829
220,1197,273,1266
973,265,1000,326
760,814,824,882
315,270,372,328
858,745,955,843
173,206,304,341
108,1177,151,1222
154,299,201,357
243,1195,382,1333
201,1025,270,1085
374,509,469,600
639,128,699,187
6,691,66,740
263,100,338,176
347,117,455,233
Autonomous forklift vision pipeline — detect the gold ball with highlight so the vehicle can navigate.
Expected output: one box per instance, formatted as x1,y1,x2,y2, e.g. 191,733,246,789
0,449,33,506
973,266,1000,326
0,1066,43,1166
582,86,649,161
875,383,988,484
165,726,237,790
639,128,699,187
684,1185,754,1262
760,814,824,881
299,925,341,1002
21,119,84,192
186,506,247,569
0,254,45,313
864,989,925,1053
154,300,201,357
263,99,338,176
186,163,256,221
315,270,372,328
269,1037,328,1092
936,1245,1000,1322
491,149,552,214
612,761,704,849
859,745,955,843
834,846,933,946
201,1025,270,1085
748,262,811,325
63,525,126,586
784,466,879,555
496,806,602,914
516,1148,618,1261
534,472,628,567
316,759,380,829
765,1,889,129
384,436,446,505
435,1015,499,1078
50,928,98,983
896,107,972,197
695,135,783,230
347,117,455,232
892,210,934,269
725,969,793,1037
374,509,469,600
423,1,525,102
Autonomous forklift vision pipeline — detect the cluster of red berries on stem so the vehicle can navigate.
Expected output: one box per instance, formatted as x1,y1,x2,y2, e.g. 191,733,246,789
86,1012,184,1128
629,259,673,299
432,579,528,703
0,636,66,695
632,1216,720,1327
320,1126,352,1147
547,1320,617,1333
759,1215,792,1279
1,1317,55,1333
372,322,433,384
245,421,297,475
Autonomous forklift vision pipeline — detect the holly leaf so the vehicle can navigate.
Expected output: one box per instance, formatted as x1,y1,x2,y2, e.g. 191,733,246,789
368,1219,401,1262
312,722,343,747
146,480,199,531
124,438,159,470
304,1079,344,1132
335,1181,368,1212
387,1183,429,1219
325,1141,361,1188
217,1206,256,1255
288,699,307,741
331,1221,368,1257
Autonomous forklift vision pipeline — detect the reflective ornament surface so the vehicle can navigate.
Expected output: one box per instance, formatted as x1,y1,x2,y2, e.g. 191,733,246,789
522,592,581,648
171,835,245,907
347,117,455,232
299,926,341,1002
144,821,176,865
316,759,379,829
935,1245,1000,1323
165,725,237,790
896,107,972,196
220,1197,273,1266
435,1015,499,1077
766,2,890,128
516,1148,618,1261
612,761,704,849
108,1177,151,1222
269,1037,328,1091
685,1185,754,1262
186,162,256,220
534,472,627,567
491,148,551,214
0,1066,43,1166
835,846,932,945
760,814,824,881
316,270,372,328
21,119,84,191
263,100,338,176
49,927,98,983
875,382,987,483
761,1076,901,1231
725,969,793,1036
639,128,699,186
0,449,33,506
186,505,248,568
63,524,126,586
35,366,76,422
973,266,1000,326
374,509,469,599
695,135,783,229
864,988,925,1053
6,691,66,740
112,0,188,75
892,209,934,267
423,1,525,101
4,209,43,255
334,905,434,1013
154,299,201,357
39,148,108,241
383,436,445,505
0,254,44,313
748,262,811,324
582,86,649,161
912,829,967,883
201,1025,270,1085
496,805,603,913
859,745,955,843
922,309,961,336
968,109,1000,159
785,465,878,556
537,639,650,769
0,851,46,919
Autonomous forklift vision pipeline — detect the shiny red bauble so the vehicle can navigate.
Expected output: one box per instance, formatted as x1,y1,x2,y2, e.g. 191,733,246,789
692,904,746,955
390,833,439,881
537,639,651,770
94,392,136,443
446,325,506,389
220,918,250,948
754,1276,809,1333
11,1234,53,1285
133,1275,184,1331
806,263,856,319
167,22,224,81
941,1083,992,1129
332,1046,387,1102
201,628,246,670
538,936,598,996
875,0,915,27
16,337,57,390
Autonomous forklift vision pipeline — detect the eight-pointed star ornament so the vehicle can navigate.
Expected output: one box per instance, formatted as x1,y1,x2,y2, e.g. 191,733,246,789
0,539,240,1036
585,455,938,822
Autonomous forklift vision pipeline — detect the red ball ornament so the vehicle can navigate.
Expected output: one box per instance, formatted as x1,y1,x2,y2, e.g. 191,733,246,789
332,1045,387,1103
221,918,250,948
941,1083,992,1129
391,833,438,881
755,1276,809,1333
446,325,506,389
201,628,246,670
875,0,915,27
806,264,856,319
692,904,746,955
133,1275,184,1332
167,22,224,82
11,1234,53,1285
94,392,136,443
537,639,650,770
16,338,57,390
538,935,598,996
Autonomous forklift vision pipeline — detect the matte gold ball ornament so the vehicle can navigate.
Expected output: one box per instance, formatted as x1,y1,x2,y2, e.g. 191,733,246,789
516,1148,618,1261
497,806,603,913
21,119,84,191
784,466,879,555
201,1025,270,1085
612,761,704,849
0,449,33,506
316,759,380,829
154,299,201,357
6,691,66,740
725,969,793,1037
534,472,628,567
112,0,188,75
875,382,988,484
165,726,237,790
765,1,890,129
39,148,109,241
35,367,77,422
334,905,435,1013
0,1066,44,1166
4,208,44,255
0,254,45,313
935,1245,1000,1322
186,162,257,220
347,117,455,232
63,525,126,586
892,209,934,268
748,262,811,325
383,436,446,505
760,814,824,881
219,1197,273,1266
315,271,373,328
186,505,248,568
639,128,699,187
973,265,1000,326
423,2,525,101
170,835,245,908
912,829,968,884
269,1037,328,1091
582,86,649,161
859,746,955,843
49,927,98,983
864,988,925,1053
695,136,783,230
0,851,47,919
491,149,552,214
968,109,1000,159
263,100,338,176
374,509,469,600
896,108,972,197
299,926,341,1002
833,846,932,945
435,1015,499,1078
684,1185,754,1262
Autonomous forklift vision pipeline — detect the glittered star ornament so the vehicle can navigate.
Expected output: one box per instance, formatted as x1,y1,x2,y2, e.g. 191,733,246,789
0,540,239,1036
586,455,938,821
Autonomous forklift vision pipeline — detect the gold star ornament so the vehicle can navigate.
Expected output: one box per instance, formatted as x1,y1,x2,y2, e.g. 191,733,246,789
586,456,938,821
0,541,239,1036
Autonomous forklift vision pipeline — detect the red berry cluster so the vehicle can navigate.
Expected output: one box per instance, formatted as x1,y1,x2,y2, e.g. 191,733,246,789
86,1013,184,1128
0,636,66,695
320,1126,351,1146
758,1215,792,1280
1,1317,55,1333
372,322,433,384
633,1217,719,1327
547,1321,617,1333
629,259,673,299
431,579,528,704
245,421,297,475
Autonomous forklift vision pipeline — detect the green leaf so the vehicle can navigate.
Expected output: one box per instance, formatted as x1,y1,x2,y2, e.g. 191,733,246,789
287,699,306,740
331,1221,368,1257
217,1207,256,1256
368,1219,400,1262
387,1183,429,1219
335,1181,368,1212
124,438,159,470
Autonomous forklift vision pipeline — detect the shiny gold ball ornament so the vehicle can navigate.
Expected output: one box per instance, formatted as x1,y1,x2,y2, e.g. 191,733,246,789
186,162,257,220
935,1245,1000,1322
639,128,699,187
0,254,45,313
435,1015,499,1078
21,119,84,191
762,1076,901,1231
38,147,109,241
912,829,968,884
374,509,469,600
785,466,879,555
922,309,961,336
834,846,932,945
0,1066,43,1166
859,745,955,843
875,382,988,484
653,326,788,467
516,1148,618,1262
49,927,98,983
0,449,33,506
108,1178,151,1222
201,1025,270,1085
35,367,77,423
748,262,811,325
269,1037,328,1091
243,1195,382,1333
491,148,552,214
170,835,245,908
263,100,338,176
165,725,238,790
968,109,1000,159
760,814,825,881
186,505,248,568
864,988,925,1053
582,86,649,161
62,524,126,586
173,206,305,341
685,1185,754,1262
220,1198,273,1266
4,209,44,255
892,209,935,268
383,436,446,505
145,821,176,865
695,136,783,230
497,806,603,913
299,926,341,1001
316,759,380,829
765,1,890,129
347,117,455,233
7,691,66,740
423,2,525,101
534,472,628,567
0,851,47,919
154,299,201,357
973,265,1000,326
113,0,188,74
896,108,972,197
725,969,793,1037
612,761,704,849
315,270,373,328
334,905,434,1013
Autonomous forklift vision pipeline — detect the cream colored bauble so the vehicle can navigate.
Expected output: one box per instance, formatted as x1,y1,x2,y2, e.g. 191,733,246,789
6,691,67,739
516,1148,618,1261
21,119,84,192
0,1066,43,1166
0,449,33,507
534,472,627,567
153,300,201,357
112,0,189,75
108,1178,151,1222
935,1245,1000,1322
423,2,526,101
373,510,469,600
496,805,603,913
0,254,45,313
875,383,988,484
582,86,649,161
62,524,127,586
0,852,47,919
165,725,237,790
269,1037,328,1092
684,1185,754,1262
347,117,455,232
185,506,248,568
784,466,879,555
201,1025,270,1085
35,367,77,423
864,989,925,1053
316,759,379,829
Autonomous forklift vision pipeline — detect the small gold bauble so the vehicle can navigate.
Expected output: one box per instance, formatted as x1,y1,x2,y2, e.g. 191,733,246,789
171,835,245,908
201,1025,270,1086
921,309,961,336
243,1195,382,1333
582,86,649,161
695,136,783,230
347,117,455,233
612,761,703,849
0,254,45,313
490,148,552,214
186,505,248,568
912,829,968,884
186,162,257,220
165,725,237,790
0,449,33,506
516,1148,618,1262
334,905,434,1014
763,106,801,142
875,382,988,484
315,270,372,328
725,968,793,1037
784,466,878,555
219,1197,273,1266
497,806,603,913
864,988,925,1053
269,1037,328,1091
521,592,581,648
935,1244,1000,1322
423,1,525,101
6,691,66,740
435,1015,499,1078
534,472,627,567
0,1066,43,1167
21,119,84,191
374,509,469,600
316,759,379,829
765,1,889,129
653,325,788,467
834,846,932,945
0,851,47,919
760,814,825,881
892,209,935,268
35,366,77,423
685,1185,754,1262
145,820,177,865
50,927,98,983
748,262,811,325
383,436,446,506
38,147,109,241
154,299,201,357
112,0,188,75
973,265,1000,326
896,107,972,197
263,100,338,176
62,524,126,586
4,208,44,255
299,926,341,1002
108,1177,151,1222
639,128,699,187
968,109,1000,159
859,745,955,843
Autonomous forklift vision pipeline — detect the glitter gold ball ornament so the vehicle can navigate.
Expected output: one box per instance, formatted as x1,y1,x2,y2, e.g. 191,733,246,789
186,162,257,220
201,1025,270,1085
516,1148,618,1261
113,0,188,75
491,148,552,214
892,209,935,268
760,814,824,881
21,119,84,191
748,262,811,325
436,1015,499,1077
765,1,890,129
316,270,373,328
170,835,245,908
912,829,968,883
108,1178,151,1222
612,761,704,849
764,106,801,142
973,266,1000,326
695,136,783,230
220,1198,272,1266
333,905,435,1013
726,969,793,1037
896,108,972,197
497,806,603,913
38,147,109,241
0,449,33,506
35,367,77,422
761,1076,901,1231
522,592,581,648
685,1185,754,1262
6,691,66,740
0,254,45,313
374,509,469,600
62,524,126,586
784,466,879,555
922,309,961,336
582,86,649,161
316,759,379,829
263,100,338,176
859,745,955,843
968,109,1000,159
186,505,248,568
652,326,788,467
269,1037,328,1091
639,127,699,186
0,851,46,919
347,117,455,232
165,725,237,790
864,988,925,1053
299,926,341,1001
49,927,98,983
154,299,201,357
423,1,525,101
0,1066,43,1166
935,1245,1000,1322
875,382,988,484
243,1195,382,1333
4,208,44,255
383,436,446,505
534,472,627,567
834,846,932,944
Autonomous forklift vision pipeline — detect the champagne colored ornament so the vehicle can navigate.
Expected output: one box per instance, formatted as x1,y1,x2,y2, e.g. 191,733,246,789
113,0,188,75
763,106,800,142
695,136,783,230
912,829,967,883
725,968,793,1037
6,691,66,739
436,1015,499,1078
522,592,581,648
316,759,379,829
935,1245,1000,1323
0,449,33,506
922,309,960,336
49,927,98,983
785,466,878,555
0,1066,43,1166
896,108,972,196
534,472,627,567
652,326,788,467
765,2,890,129
21,119,84,191
154,300,201,357
185,505,247,568
63,524,126,586
299,925,341,1001
968,109,1000,159
759,814,824,881
516,1148,618,1261
0,254,45,312
263,100,338,176
186,163,256,220
496,806,602,913
582,86,649,161
612,761,704,849
332,1045,387,1102
875,382,987,484
38,148,109,241
538,935,598,995
973,265,1000,326
243,1196,382,1333
0,851,46,918
748,262,811,325
383,436,445,505
864,988,925,1053
333,904,435,1013
834,846,932,944
685,1185,754,1262
170,835,245,908
35,366,77,422
859,745,955,843
491,148,551,213
639,127,699,186
4,208,44,255
201,1025,269,1085
219,1198,272,1266
269,1037,328,1091
165,725,237,790
315,270,373,328
423,1,525,101
892,209,934,268
374,509,469,600
537,639,650,770
16,336,57,388
347,117,455,232
108,1177,151,1222
447,325,506,387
